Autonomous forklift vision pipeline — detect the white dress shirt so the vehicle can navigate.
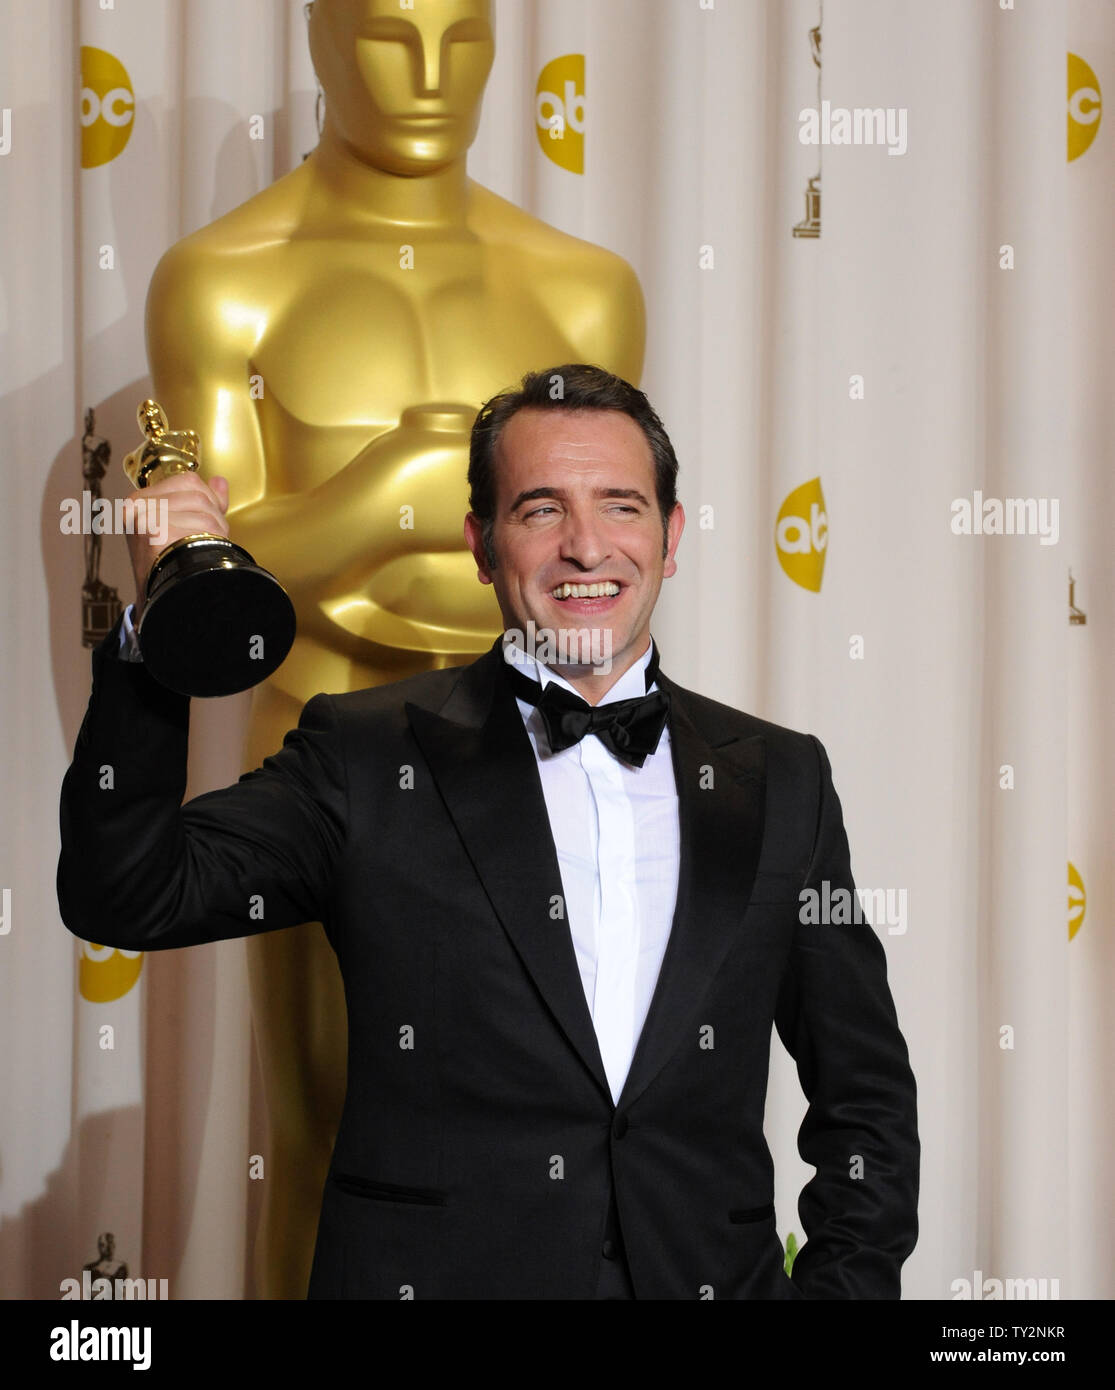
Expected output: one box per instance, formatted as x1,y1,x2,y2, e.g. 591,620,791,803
503,636,680,1104
119,603,143,661
119,608,681,1103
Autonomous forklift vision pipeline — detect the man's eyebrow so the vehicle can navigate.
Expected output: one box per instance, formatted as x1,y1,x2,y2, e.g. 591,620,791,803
508,486,651,511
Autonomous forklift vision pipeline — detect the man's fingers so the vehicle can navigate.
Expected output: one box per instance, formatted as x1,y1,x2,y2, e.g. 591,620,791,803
209,476,230,512
125,472,229,513
123,493,230,540
123,505,230,542
143,511,229,544
127,473,215,495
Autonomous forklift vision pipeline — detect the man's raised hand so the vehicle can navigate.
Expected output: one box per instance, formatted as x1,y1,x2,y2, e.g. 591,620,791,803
125,474,230,622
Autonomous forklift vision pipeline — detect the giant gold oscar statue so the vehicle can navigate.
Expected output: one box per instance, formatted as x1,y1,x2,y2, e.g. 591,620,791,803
144,0,645,1298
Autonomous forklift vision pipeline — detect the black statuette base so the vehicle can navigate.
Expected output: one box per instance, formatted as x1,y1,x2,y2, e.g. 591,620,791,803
138,538,296,698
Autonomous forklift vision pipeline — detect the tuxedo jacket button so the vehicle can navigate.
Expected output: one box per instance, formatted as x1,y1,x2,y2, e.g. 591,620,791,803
601,1238,619,1261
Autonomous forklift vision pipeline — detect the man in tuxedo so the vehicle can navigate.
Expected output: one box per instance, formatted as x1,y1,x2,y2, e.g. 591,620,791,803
58,363,919,1300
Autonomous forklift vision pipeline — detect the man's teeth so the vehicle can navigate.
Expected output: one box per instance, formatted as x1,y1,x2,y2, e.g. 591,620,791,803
551,582,621,599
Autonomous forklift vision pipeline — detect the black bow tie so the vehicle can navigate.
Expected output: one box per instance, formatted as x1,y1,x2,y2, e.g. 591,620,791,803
502,641,671,767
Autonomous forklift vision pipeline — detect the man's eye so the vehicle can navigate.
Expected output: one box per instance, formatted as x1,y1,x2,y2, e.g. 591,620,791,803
525,505,558,519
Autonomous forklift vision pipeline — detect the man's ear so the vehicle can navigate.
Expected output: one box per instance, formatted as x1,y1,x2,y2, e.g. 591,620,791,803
662,502,685,579
464,513,494,585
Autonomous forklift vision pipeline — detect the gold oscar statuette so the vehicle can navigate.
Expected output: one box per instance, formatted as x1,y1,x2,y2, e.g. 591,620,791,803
144,0,646,1294
121,399,296,697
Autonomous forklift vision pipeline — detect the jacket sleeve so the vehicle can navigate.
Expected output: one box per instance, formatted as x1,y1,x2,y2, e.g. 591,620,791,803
774,735,920,1298
57,619,348,951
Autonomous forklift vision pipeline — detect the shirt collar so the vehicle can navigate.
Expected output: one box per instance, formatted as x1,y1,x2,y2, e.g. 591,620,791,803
501,632,657,707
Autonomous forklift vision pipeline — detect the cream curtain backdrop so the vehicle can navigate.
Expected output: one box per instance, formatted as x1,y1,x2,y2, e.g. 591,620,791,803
0,0,1109,1300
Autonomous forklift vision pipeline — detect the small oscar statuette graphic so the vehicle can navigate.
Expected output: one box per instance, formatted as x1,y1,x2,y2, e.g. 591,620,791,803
122,399,296,697
792,21,822,239
1068,569,1086,626
81,407,122,647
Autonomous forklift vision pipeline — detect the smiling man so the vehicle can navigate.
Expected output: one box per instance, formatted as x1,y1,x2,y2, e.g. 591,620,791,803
464,370,684,700
58,362,919,1300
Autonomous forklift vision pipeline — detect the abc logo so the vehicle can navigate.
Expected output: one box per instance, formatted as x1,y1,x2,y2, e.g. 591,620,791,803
81,46,134,169
1067,52,1101,162
536,54,585,174
775,477,827,592
79,940,143,1003
1068,861,1086,940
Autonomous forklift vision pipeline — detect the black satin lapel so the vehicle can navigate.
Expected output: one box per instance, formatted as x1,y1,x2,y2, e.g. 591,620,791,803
405,662,610,1100
616,689,766,1113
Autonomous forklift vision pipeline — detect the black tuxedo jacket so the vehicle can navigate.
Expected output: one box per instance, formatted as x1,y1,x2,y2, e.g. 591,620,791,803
58,627,919,1300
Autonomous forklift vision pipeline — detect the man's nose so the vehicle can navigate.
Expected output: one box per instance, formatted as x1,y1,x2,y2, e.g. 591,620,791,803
558,510,610,570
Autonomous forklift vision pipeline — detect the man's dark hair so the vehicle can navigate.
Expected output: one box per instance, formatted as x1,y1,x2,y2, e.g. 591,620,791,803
468,363,679,568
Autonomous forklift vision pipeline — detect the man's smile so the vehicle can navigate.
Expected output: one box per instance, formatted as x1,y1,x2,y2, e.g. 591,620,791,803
550,581,622,599
545,579,627,616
